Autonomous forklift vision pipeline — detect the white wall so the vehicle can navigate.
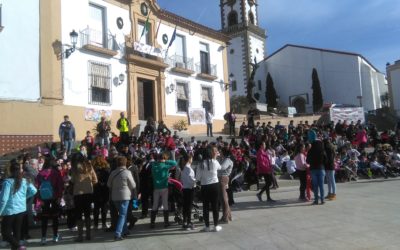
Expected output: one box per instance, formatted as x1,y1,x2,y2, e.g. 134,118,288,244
259,46,386,112
61,0,130,111
389,66,400,115
227,36,246,97
0,0,40,101
158,23,228,119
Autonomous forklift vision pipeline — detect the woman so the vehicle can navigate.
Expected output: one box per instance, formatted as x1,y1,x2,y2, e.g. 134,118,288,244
36,158,64,245
306,140,327,205
92,156,110,230
196,146,228,232
180,153,196,230
256,142,275,202
107,156,136,240
0,160,37,250
324,138,337,200
150,152,177,228
218,148,233,223
70,153,98,242
294,144,309,201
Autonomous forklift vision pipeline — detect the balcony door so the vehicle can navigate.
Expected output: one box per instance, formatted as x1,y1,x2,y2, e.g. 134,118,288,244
89,3,106,47
175,35,186,66
200,43,210,74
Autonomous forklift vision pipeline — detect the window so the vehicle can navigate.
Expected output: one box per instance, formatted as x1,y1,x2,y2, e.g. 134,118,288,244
258,80,262,90
199,43,210,74
231,80,237,91
249,11,255,25
138,21,151,45
201,87,213,112
89,61,112,105
176,83,189,113
175,35,187,66
228,11,238,27
89,3,106,47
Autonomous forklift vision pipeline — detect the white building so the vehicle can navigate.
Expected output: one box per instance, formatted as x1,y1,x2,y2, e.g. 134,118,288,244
0,0,231,155
253,44,388,113
387,60,400,116
220,0,266,99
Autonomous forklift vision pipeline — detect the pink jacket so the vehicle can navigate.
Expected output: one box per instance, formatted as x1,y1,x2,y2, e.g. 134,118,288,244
356,130,368,144
257,148,272,174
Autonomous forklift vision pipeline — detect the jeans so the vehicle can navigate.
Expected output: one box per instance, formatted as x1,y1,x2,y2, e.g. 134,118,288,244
207,123,213,137
98,136,109,149
113,200,129,238
63,140,73,155
311,169,325,202
326,170,336,194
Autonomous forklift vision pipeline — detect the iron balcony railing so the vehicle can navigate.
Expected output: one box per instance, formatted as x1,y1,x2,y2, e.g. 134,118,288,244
195,62,217,77
80,27,117,51
168,55,194,71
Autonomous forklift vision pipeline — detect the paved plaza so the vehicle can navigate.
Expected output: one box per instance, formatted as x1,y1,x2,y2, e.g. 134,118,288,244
13,178,400,250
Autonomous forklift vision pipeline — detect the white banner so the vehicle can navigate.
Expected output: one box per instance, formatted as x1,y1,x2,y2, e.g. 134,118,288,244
330,107,365,124
134,42,165,58
188,108,206,125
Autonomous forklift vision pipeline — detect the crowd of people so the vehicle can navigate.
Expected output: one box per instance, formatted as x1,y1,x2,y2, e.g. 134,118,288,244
0,111,399,250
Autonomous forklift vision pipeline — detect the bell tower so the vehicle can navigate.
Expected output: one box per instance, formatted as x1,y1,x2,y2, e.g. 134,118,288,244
220,0,266,99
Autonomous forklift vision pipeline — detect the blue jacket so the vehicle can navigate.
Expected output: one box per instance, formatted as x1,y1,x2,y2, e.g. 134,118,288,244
0,178,37,216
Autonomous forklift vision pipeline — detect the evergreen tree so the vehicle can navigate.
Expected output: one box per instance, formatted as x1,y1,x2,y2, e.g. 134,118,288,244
265,73,278,108
311,68,323,113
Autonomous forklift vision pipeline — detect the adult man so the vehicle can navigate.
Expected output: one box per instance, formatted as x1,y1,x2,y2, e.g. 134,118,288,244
116,112,130,146
59,115,75,155
97,117,111,148
228,110,236,137
206,108,213,137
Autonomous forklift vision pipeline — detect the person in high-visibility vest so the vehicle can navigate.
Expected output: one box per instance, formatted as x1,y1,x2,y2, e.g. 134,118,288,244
116,112,130,146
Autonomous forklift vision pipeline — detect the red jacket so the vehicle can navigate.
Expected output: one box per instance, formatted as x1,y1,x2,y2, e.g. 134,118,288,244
256,148,272,174
165,136,176,150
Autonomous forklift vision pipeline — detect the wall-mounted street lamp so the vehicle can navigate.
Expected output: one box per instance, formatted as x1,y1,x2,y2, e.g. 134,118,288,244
113,73,125,87
166,83,175,94
221,73,235,91
64,30,78,59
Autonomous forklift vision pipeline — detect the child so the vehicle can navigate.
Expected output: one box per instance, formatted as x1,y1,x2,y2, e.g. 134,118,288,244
180,153,196,230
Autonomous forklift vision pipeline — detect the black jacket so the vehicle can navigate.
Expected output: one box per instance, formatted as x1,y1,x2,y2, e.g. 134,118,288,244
306,140,327,170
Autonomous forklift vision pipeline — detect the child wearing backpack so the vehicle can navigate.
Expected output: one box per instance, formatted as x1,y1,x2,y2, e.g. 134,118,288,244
36,158,64,245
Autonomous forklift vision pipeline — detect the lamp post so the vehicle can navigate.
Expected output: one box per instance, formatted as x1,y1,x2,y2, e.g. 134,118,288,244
65,30,78,58
357,95,363,107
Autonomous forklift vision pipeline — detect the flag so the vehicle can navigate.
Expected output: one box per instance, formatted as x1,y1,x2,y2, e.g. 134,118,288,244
164,26,177,59
155,20,162,39
140,14,150,40
168,26,177,48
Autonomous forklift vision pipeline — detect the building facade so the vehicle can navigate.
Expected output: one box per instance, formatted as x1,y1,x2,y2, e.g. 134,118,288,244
387,60,400,116
0,0,230,156
253,44,388,113
220,0,266,99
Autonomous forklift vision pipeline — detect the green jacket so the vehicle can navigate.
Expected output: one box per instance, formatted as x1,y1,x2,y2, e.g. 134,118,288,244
151,160,177,190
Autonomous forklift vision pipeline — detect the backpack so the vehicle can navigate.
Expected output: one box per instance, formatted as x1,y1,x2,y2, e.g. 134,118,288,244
40,178,54,200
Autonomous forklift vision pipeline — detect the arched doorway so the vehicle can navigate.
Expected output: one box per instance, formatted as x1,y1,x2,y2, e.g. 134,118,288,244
292,97,306,114
228,11,238,27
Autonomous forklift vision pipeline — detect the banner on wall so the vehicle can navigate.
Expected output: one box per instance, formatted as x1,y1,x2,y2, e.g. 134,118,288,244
330,107,365,124
84,108,112,122
188,108,206,125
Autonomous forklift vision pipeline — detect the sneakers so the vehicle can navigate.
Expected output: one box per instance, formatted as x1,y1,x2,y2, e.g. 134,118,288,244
53,234,60,243
213,225,222,232
69,226,78,232
256,193,262,202
201,226,210,232
114,236,124,241
188,224,195,231
267,198,276,203
40,237,47,245
18,246,26,250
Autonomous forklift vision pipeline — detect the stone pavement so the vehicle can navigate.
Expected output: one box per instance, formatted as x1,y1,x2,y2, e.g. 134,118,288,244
14,178,400,250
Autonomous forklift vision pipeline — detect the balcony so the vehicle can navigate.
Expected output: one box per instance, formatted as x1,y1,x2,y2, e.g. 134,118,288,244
125,41,168,70
195,62,218,81
80,28,118,57
168,55,195,75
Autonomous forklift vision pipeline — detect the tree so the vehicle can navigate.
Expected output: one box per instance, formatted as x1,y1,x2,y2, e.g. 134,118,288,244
265,73,278,108
311,68,323,113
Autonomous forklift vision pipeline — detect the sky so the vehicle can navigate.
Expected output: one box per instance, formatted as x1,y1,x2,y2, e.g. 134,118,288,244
157,0,400,73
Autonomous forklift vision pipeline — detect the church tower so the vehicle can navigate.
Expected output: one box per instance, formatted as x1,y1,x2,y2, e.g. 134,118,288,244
220,0,267,99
